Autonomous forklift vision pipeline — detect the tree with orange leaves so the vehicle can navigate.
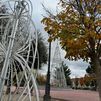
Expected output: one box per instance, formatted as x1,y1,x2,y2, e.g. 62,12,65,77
42,0,101,100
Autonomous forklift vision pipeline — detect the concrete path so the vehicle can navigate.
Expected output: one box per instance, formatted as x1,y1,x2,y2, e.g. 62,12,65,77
39,88,100,101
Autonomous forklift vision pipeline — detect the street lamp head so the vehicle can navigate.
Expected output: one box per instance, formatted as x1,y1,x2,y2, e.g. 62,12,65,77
47,30,51,34
47,30,52,42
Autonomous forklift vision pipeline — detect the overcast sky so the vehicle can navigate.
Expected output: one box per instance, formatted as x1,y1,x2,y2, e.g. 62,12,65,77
31,0,89,78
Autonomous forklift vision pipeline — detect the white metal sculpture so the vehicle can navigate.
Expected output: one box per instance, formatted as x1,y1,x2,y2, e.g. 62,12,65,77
51,41,67,87
0,0,39,101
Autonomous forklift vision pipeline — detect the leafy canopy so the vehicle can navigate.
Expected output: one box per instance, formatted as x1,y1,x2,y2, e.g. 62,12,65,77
42,0,101,61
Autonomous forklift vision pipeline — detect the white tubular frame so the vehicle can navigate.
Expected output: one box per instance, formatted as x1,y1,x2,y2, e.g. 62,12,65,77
0,0,39,101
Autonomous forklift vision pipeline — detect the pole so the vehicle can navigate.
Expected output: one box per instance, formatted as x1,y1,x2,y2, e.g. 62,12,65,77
43,38,51,101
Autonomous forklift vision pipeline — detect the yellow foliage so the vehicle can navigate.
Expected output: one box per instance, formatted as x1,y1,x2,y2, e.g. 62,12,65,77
41,0,101,60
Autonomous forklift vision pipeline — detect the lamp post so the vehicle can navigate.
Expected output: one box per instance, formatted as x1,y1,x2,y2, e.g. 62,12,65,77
43,31,52,101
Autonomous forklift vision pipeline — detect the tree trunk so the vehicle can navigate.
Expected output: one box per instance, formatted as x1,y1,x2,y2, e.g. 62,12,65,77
97,77,101,101
96,68,101,101
94,58,101,101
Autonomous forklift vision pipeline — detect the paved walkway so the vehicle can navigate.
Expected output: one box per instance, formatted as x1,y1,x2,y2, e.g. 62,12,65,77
39,88,100,101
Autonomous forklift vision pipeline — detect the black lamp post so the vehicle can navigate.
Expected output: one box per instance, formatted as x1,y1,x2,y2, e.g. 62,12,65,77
43,31,52,101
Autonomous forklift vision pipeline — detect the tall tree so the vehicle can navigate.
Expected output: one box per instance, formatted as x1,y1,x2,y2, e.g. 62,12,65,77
62,62,71,86
37,31,48,68
30,31,48,69
42,0,101,99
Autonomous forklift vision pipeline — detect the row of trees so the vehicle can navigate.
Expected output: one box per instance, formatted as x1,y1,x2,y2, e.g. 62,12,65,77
72,75,97,90
42,0,101,100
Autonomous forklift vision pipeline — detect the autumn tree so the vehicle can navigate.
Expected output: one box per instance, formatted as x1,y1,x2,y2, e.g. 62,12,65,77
36,74,46,85
75,77,79,89
42,0,101,99
79,77,84,86
84,74,91,87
